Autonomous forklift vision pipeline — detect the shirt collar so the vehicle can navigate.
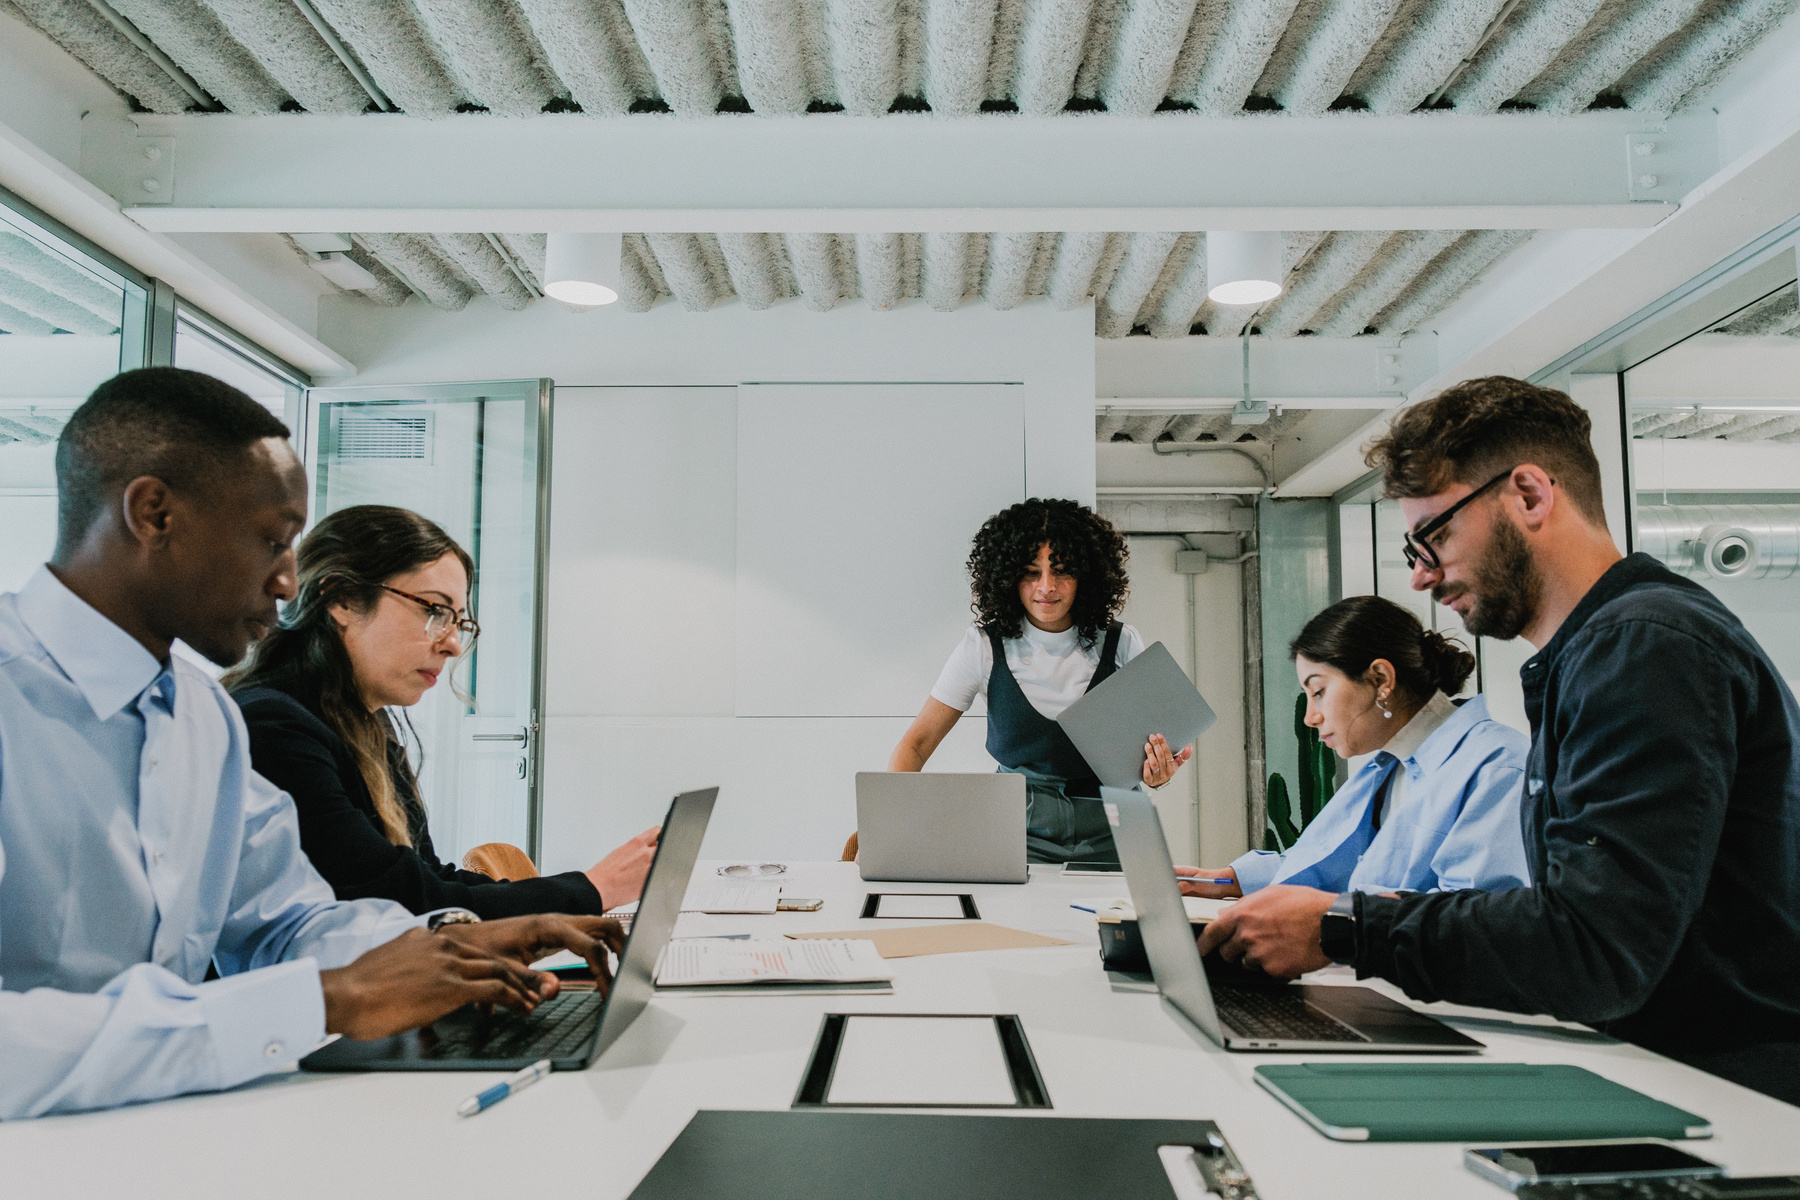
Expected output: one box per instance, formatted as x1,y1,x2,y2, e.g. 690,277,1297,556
1379,689,1457,764
14,565,165,721
1523,552,1692,677
1019,621,1080,652
1409,693,1492,772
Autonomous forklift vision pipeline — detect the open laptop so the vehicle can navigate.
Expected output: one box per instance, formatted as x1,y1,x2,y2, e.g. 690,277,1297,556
1057,642,1217,789
1104,786,1482,1053
855,772,1028,884
300,786,718,1072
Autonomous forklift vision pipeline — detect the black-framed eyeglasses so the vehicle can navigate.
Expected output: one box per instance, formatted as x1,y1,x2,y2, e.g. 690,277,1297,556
1400,468,1517,571
379,584,480,644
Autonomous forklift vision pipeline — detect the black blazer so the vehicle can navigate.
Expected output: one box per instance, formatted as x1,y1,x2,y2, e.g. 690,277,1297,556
233,684,604,919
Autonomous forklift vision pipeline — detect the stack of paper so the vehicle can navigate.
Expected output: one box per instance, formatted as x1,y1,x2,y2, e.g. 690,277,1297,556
656,938,893,987
680,882,782,913
1072,897,1235,922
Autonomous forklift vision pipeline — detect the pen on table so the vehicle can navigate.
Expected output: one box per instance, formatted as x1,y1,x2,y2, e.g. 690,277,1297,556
458,1058,551,1117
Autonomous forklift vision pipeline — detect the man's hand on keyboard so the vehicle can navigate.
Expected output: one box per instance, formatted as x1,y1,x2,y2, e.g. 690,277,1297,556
441,914,627,998
320,915,627,1042
321,926,556,1041
1196,885,1336,978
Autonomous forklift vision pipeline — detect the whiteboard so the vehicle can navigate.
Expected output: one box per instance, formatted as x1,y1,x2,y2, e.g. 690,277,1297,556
735,383,1025,716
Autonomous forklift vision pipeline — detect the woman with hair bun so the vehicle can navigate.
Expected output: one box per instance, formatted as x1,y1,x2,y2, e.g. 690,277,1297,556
890,498,1192,865
1177,594,1530,898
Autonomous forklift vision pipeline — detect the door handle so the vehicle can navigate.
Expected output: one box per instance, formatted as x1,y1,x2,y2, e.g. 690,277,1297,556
472,727,529,748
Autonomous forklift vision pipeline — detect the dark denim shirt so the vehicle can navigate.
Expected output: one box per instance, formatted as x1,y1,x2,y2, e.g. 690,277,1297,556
1357,554,1800,1058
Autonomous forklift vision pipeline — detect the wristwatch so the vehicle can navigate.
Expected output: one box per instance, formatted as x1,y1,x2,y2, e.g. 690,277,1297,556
427,908,482,932
1318,892,1359,964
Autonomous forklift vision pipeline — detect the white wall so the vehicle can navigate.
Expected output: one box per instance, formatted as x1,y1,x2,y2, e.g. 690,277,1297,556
1115,536,1249,868
544,386,1012,868
315,298,1098,864
320,295,1096,503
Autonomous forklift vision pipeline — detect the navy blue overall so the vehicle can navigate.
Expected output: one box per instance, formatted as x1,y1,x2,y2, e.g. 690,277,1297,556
985,623,1124,864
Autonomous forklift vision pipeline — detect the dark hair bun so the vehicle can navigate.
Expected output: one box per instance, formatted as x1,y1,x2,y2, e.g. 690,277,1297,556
1289,595,1474,702
1417,628,1477,695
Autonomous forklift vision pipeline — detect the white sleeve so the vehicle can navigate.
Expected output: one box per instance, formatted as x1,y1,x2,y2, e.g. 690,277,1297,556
1115,624,1147,668
928,626,990,713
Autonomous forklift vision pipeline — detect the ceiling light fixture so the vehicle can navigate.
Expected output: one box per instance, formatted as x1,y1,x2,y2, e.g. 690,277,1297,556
1206,231,1284,306
543,232,623,306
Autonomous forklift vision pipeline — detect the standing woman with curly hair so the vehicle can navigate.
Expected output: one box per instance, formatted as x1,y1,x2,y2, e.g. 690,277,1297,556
889,498,1193,865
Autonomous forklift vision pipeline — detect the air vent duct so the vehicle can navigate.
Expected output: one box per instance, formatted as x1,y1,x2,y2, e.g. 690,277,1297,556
1636,505,1800,580
332,413,432,461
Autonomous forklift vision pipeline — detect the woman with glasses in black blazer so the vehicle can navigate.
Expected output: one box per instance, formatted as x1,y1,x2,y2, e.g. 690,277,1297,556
227,504,657,919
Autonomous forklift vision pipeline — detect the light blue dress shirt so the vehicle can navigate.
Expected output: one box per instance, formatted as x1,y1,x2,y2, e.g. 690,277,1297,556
0,566,425,1119
1231,693,1530,895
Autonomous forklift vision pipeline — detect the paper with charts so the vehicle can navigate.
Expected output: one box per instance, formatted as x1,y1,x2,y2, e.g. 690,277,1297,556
654,938,893,986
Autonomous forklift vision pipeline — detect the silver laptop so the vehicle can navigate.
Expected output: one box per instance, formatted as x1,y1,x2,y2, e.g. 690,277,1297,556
1104,786,1482,1053
1057,642,1217,789
301,787,718,1072
855,772,1029,884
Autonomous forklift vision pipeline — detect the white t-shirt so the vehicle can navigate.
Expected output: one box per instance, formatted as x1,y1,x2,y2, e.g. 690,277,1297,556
930,622,1146,721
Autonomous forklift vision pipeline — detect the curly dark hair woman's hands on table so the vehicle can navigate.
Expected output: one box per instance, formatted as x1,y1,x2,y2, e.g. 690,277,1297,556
967,498,1129,646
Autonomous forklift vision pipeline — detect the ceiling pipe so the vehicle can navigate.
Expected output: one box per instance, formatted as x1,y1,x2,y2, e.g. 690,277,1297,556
1150,442,1273,489
83,0,220,111
291,0,396,112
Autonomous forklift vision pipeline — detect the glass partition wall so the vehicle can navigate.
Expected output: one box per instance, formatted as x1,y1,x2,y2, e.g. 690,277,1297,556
1624,274,1800,694
0,201,145,593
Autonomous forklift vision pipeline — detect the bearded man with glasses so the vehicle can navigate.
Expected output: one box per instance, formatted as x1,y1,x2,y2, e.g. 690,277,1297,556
1199,375,1800,1105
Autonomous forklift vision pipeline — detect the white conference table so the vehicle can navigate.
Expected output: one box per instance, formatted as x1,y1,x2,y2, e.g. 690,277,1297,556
7,861,1799,1199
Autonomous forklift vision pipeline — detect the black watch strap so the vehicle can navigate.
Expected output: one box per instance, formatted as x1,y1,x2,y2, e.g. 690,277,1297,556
427,909,481,932
1318,892,1359,964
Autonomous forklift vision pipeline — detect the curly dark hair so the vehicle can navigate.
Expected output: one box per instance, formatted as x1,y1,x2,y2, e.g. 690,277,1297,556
968,498,1129,647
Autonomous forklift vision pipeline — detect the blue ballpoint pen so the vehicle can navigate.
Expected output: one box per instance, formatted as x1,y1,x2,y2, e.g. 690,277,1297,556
458,1058,552,1117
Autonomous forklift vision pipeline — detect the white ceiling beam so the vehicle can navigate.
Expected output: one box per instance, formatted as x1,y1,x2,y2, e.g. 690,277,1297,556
0,113,354,377
1274,114,1800,496
114,111,1693,233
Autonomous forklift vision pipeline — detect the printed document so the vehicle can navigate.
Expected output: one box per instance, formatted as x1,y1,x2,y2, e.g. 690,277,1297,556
680,882,782,913
656,938,892,986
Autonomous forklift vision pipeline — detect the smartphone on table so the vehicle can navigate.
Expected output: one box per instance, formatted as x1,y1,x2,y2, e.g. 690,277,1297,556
1466,1143,1724,1191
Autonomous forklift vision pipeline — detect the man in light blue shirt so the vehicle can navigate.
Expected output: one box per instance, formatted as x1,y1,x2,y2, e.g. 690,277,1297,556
0,368,615,1119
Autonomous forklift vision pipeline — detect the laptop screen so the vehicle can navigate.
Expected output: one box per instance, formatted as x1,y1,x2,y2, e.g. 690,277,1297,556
590,787,718,1058
1102,786,1226,1046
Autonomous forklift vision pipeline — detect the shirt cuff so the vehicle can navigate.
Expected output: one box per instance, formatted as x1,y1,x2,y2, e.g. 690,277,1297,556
1228,850,1283,894
197,958,327,1084
1353,892,1400,981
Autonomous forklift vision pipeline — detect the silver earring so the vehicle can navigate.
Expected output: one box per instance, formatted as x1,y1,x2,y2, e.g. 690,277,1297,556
1380,692,1392,718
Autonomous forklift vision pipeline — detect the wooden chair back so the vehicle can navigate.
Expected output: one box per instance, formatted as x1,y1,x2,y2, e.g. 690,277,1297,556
462,842,540,882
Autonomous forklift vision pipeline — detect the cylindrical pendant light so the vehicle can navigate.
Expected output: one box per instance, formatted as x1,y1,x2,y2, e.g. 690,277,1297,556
1206,231,1284,305
543,232,623,305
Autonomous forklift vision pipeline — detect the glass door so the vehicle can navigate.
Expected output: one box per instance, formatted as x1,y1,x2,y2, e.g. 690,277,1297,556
302,380,552,863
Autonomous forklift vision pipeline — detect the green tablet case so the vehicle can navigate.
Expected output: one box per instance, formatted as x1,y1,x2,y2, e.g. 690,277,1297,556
1254,1062,1713,1143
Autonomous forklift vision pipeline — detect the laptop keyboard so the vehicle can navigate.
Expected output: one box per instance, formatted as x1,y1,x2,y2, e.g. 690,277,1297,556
1214,987,1369,1043
419,990,603,1061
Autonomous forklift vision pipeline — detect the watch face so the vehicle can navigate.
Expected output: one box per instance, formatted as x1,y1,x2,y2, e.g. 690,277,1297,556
1319,912,1356,963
